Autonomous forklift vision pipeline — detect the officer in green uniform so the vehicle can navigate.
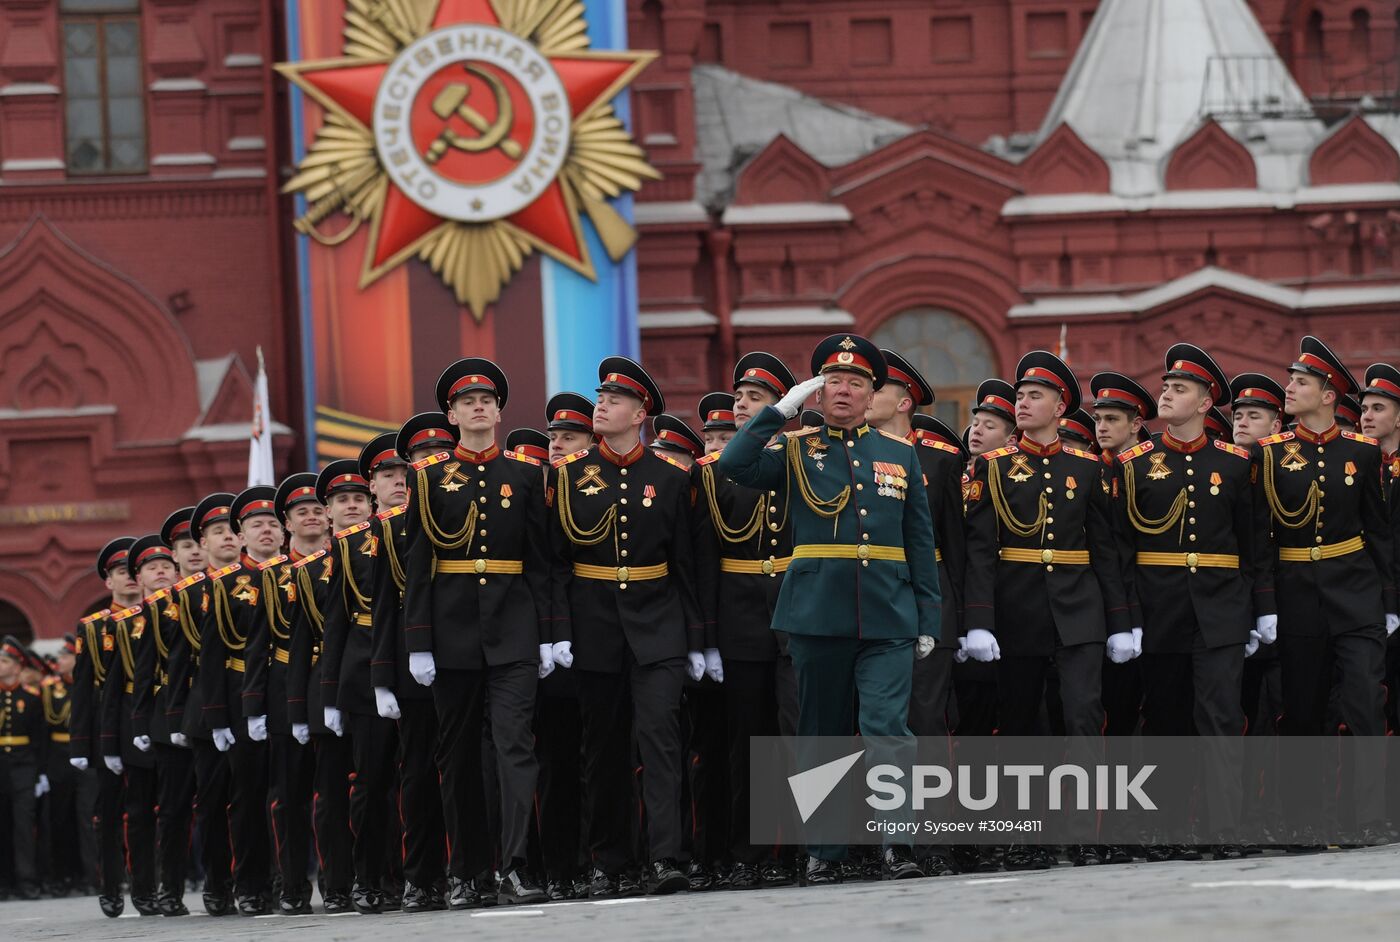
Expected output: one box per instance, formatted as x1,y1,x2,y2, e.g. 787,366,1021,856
719,333,941,884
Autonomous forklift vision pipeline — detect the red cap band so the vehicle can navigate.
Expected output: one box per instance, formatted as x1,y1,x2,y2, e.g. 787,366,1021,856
1296,352,1349,394
603,372,652,408
886,366,926,404
368,448,398,472
1366,377,1400,398
552,409,593,427
706,409,736,424
409,428,452,449
448,373,496,400
169,521,192,541
656,429,703,457
821,351,873,377
135,545,172,567
1166,359,1221,400
201,506,231,526
737,367,789,395
914,428,956,447
239,499,275,520
327,473,368,493
1235,386,1282,409
1097,388,1148,417
1059,417,1093,440
1022,366,1068,397
514,443,549,462
980,394,1013,414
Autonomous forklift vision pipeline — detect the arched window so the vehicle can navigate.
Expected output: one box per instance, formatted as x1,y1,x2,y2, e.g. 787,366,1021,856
0,600,33,645
1350,7,1371,63
870,308,998,429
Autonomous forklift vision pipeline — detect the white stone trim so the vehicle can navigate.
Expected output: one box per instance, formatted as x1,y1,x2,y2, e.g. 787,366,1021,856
639,308,717,329
228,136,266,151
224,54,263,69
731,305,856,327
1,157,65,172
150,78,207,93
721,202,852,226
1003,183,1400,218
151,152,217,166
0,83,60,97
633,200,710,225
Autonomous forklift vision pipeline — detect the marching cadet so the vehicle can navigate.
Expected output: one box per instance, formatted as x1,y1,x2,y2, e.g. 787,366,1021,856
1113,345,1269,858
1057,409,1098,452
651,413,705,469
286,475,355,914
548,355,705,897
719,335,940,883
71,537,137,917
1204,406,1232,441
1336,394,1363,431
402,359,550,907
505,428,550,463
1231,373,1285,447
546,392,595,457
1257,336,1395,844
370,413,459,913
692,362,800,890
100,535,177,914
321,447,403,913
0,636,47,902
962,351,1130,868
42,635,85,896
968,379,1018,457
199,487,283,915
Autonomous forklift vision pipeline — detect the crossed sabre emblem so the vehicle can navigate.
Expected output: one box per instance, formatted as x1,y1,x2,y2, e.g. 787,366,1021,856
424,64,523,163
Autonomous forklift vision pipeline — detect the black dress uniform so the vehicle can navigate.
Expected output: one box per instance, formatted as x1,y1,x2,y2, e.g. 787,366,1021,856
1360,364,1400,734
548,357,702,895
402,359,548,906
41,642,86,894
0,637,46,900
1259,337,1394,836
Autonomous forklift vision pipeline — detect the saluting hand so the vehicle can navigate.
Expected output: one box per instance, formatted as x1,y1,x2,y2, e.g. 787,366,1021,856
776,376,826,419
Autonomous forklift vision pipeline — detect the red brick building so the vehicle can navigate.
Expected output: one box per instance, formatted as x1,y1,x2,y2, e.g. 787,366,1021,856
3,0,1400,639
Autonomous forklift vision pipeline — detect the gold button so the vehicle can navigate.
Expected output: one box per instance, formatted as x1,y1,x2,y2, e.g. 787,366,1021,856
1045,487,1053,493
1043,472,1051,479
1317,461,1325,468
1046,564,1054,572
479,545,487,553
770,491,776,497
853,460,861,467
1187,485,1195,493
479,578,487,586
861,559,869,567
770,539,779,546
859,508,868,516
1186,552,1199,568
480,513,487,520
862,533,870,540
1188,534,1197,542
847,441,854,448
1042,458,1050,465
1046,532,1054,540
621,533,629,540
620,468,627,475
856,483,864,491
1309,546,1322,561
769,522,779,531
1316,535,1324,544
473,559,486,574
1186,469,1194,476
477,465,485,472
769,506,778,513
1041,549,1054,564
621,549,629,557
1188,517,1196,525
479,496,487,503
1185,455,1192,462
479,529,487,536
619,583,628,590
1318,476,1326,483
1188,501,1196,509
478,480,486,487
617,566,630,581
1045,517,1054,524
621,498,628,505
761,559,775,575
857,544,870,559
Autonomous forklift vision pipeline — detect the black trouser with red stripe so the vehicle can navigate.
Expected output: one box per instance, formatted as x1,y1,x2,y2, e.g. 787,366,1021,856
121,764,157,900
225,736,270,899
191,740,232,897
348,713,398,891
154,743,194,897
268,733,313,903
312,734,354,895
396,698,444,890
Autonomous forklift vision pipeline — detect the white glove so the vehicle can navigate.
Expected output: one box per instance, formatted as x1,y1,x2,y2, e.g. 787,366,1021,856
1245,629,1261,658
212,728,235,753
1106,632,1136,664
169,732,188,748
776,376,825,419
964,629,1000,663
1256,614,1278,645
34,774,49,798
132,734,151,753
538,644,555,680
103,756,123,775
703,647,724,683
291,723,310,745
247,715,267,742
686,651,706,682
1387,613,1399,637
1131,627,1143,658
551,641,574,669
409,651,436,687
374,686,401,720
69,757,88,772
954,637,970,664
324,706,343,737
916,635,936,660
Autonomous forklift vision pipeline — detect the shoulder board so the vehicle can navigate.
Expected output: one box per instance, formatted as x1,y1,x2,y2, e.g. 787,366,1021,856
376,504,407,521
412,451,451,470
1342,430,1379,446
111,605,142,621
1063,445,1097,460
257,554,288,571
551,448,591,469
696,452,721,466
22,684,39,696
1117,440,1154,463
789,427,821,438
1213,440,1250,459
334,520,371,540
293,548,328,569
1258,431,1293,446
173,572,206,592
144,588,170,605
654,452,687,470
919,439,960,455
80,609,110,625
504,449,541,466
877,429,913,444
209,563,242,580
981,445,1019,461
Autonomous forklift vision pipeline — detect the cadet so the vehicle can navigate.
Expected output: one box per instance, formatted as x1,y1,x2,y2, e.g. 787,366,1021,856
1359,364,1400,742
967,379,1018,457
1231,373,1285,447
0,636,46,901
1336,394,1363,431
42,635,85,896
402,359,550,907
719,334,940,883
505,428,550,463
1057,409,1098,452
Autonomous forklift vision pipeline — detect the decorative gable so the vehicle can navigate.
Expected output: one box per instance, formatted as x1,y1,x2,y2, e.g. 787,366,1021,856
1163,119,1256,191
1019,123,1110,195
731,134,830,206
1309,116,1400,187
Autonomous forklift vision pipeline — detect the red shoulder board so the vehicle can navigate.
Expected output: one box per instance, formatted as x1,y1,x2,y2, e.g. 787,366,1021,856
1117,440,1154,463
293,548,327,569
551,448,591,469
22,683,39,696
334,520,371,540
1063,445,1097,460
412,451,451,471
1214,440,1249,459
654,452,687,470
920,439,960,455
1342,430,1379,447
173,572,206,592
80,609,110,625
209,563,242,579
696,451,721,466
257,554,288,571
981,445,1018,461
111,605,142,620
376,504,407,521
1257,431,1293,446
504,449,541,466
144,588,170,605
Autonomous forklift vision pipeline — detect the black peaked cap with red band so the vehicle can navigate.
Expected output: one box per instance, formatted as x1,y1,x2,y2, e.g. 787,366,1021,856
1230,372,1285,413
275,473,321,523
0,635,23,663
972,379,1016,423
316,459,370,507
1015,350,1081,414
127,534,174,579
811,334,887,390
1204,406,1231,441
1090,371,1157,421
505,428,550,462
96,536,136,579
397,412,457,461
912,413,969,461
231,486,279,534
546,392,595,433
360,432,406,482
190,494,236,543
1362,363,1400,406
1163,343,1230,406
1057,409,1097,449
161,506,196,548
437,357,509,412
879,348,933,408
732,351,795,399
651,413,704,458
1335,395,1362,428
597,356,664,416
1289,335,1357,398
698,392,737,431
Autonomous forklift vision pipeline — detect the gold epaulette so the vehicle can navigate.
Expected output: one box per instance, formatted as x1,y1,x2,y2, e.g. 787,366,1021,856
376,504,407,521
696,452,721,466
504,449,541,466
293,548,327,569
654,451,687,470
920,439,960,455
80,609,110,625
1063,445,1098,460
209,563,241,579
111,605,142,620
412,451,451,470
551,448,590,468
878,429,913,444
22,684,39,696
1118,440,1154,463
334,520,371,540
144,588,170,605
1214,440,1250,459
257,554,288,571
789,427,821,438
1342,430,1379,446
173,572,205,592
981,444,1018,461
1258,431,1293,446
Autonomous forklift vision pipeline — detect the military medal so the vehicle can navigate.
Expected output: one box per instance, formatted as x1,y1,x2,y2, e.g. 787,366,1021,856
500,483,513,508
1345,460,1356,486
643,484,656,507
1007,453,1033,483
1280,442,1308,471
1209,471,1222,496
1065,475,1076,500
1147,452,1171,480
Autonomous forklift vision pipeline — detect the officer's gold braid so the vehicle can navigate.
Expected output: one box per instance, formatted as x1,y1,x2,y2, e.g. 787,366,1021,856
381,518,406,593
784,436,849,521
295,565,325,635
213,578,246,652
416,466,480,550
556,463,618,548
260,567,292,641
1122,461,1188,537
84,620,106,686
337,537,373,615
700,463,763,544
153,604,171,662
1262,448,1319,529
176,588,201,654
41,685,69,727
115,618,136,682
986,457,1048,538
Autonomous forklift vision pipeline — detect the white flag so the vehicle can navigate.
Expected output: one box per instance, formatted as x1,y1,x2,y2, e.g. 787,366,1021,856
247,346,275,487
1058,322,1069,363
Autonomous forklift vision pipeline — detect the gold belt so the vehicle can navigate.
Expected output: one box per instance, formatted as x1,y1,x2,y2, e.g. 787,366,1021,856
226,657,245,673
792,544,906,562
1000,547,1090,565
1136,552,1239,569
0,736,30,746
124,682,133,694
273,647,290,664
51,732,71,743
573,562,668,583
720,557,791,575
353,612,372,627
433,558,525,576
935,549,943,562
1279,536,1365,562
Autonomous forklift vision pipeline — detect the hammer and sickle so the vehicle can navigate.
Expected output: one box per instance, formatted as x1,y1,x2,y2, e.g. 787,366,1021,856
424,64,522,163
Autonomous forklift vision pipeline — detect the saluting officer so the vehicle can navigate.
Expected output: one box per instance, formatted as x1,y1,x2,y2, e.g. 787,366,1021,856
548,356,705,897
402,359,550,907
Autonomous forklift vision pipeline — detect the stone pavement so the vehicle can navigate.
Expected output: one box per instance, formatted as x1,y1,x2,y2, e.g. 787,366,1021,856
13,846,1400,942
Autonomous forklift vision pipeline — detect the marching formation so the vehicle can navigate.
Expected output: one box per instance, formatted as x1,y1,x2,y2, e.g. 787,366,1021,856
4,330,1400,916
